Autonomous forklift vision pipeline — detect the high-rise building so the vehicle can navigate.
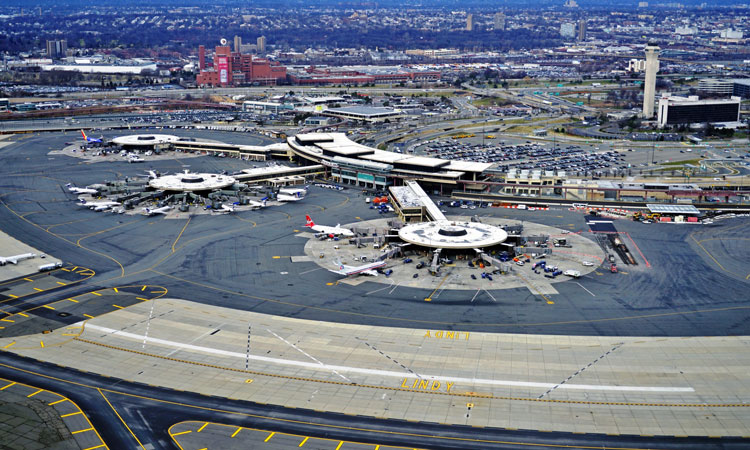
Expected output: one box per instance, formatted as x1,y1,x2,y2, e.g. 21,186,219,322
45,39,67,59
466,14,473,31
642,42,660,119
577,19,587,41
198,45,206,71
257,36,266,53
494,12,505,31
233,36,242,53
560,23,576,38
657,95,741,127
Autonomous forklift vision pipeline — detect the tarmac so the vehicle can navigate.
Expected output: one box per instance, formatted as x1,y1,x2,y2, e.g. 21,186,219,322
0,129,748,448
3,298,750,438
0,229,62,282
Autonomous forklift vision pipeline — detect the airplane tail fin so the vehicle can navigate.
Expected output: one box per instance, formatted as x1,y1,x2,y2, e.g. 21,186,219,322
80,130,87,140
305,215,314,227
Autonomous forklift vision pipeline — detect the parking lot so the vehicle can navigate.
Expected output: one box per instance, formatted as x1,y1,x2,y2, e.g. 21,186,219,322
420,139,627,176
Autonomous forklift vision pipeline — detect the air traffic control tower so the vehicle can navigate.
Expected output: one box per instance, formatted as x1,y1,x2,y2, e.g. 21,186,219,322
642,42,660,119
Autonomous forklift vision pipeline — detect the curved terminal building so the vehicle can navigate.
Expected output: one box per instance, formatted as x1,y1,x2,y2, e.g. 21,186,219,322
287,132,492,192
111,134,180,148
148,171,236,193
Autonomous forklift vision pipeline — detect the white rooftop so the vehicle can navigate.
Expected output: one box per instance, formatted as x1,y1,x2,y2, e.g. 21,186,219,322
399,220,508,250
149,171,236,192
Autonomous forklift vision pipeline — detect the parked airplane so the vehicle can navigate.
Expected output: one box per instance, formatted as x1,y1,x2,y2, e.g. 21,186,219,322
80,130,102,143
279,186,308,196
0,253,36,266
79,199,120,210
143,170,167,180
248,197,268,210
329,258,387,277
208,203,236,213
277,192,304,202
66,183,98,195
142,205,172,216
305,215,354,237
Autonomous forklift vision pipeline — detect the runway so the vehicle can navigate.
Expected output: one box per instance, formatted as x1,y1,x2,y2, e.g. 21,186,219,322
0,129,749,448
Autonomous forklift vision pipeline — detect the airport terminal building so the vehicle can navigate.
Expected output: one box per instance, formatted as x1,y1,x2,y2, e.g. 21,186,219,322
287,133,492,192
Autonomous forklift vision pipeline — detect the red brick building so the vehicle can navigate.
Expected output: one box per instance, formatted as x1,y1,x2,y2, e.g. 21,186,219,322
287,66,441,86
196,45,287,87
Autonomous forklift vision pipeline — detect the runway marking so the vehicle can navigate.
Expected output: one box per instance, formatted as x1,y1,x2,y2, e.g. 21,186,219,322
83,324,693,394
231,427,242,438
197,422,208,432
574,282,595,297
482,289,497,303
539,343,623,399
690,234,742,279
171,217,191,253
299,267,323,275
470,289,481,303
267,328,352,383
357,338,421,378
365,280,395,296
149,269,750,328
623,232,650,268
264,431,275,442
425,273,451,302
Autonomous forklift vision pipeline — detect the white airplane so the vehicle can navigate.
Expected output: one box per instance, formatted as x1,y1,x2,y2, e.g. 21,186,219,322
277,192,304,202
0,253,36,266
305,215,354,237
143,170,167,179
329,258,387,277
142,205,172,216
66,183,98,195
279,186,308,196
248,197,268,210
209,203,236,213
78,199,120,210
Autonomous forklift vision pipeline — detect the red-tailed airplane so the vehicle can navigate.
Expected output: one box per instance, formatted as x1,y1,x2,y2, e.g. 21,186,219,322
305,215,354,237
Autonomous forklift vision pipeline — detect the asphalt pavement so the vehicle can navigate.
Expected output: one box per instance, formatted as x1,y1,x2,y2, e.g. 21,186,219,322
1,130,750,449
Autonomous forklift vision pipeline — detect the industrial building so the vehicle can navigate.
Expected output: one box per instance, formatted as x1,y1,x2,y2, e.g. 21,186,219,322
286,66,440,86
696,78,750,98
196,45,286,87
657,95,741,127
